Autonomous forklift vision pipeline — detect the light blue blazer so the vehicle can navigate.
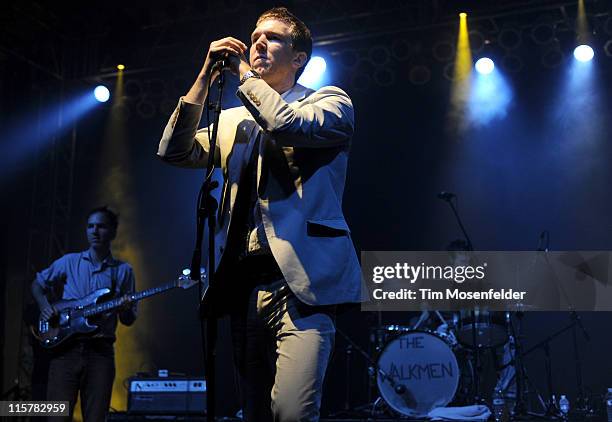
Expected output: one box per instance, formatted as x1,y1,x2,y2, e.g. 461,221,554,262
158,79,362,306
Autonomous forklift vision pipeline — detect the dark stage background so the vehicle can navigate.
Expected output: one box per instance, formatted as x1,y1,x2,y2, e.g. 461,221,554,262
2,0,612,418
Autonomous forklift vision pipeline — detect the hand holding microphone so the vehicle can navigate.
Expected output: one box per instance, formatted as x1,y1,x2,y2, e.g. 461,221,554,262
186,36,249,105
202,36,248,79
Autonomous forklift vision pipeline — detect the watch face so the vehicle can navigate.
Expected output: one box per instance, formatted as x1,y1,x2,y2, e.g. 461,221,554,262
241,70,259,84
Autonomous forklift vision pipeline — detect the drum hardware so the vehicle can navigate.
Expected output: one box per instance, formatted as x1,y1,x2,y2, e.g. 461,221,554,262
512,311,593,420
332,326,406,418
343,343,352,413
438,191,487,406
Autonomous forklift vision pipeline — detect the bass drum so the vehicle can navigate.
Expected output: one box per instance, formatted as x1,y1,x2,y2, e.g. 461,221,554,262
376,330,460,417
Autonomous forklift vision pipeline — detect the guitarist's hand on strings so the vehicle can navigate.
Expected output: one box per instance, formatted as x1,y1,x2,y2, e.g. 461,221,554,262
40,302,57,321
32,280,58,321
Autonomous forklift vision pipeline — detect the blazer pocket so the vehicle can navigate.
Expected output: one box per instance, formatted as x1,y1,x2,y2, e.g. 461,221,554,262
306,218,350,237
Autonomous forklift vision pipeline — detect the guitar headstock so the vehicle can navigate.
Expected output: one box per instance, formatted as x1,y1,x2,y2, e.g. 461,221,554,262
177,268,206,290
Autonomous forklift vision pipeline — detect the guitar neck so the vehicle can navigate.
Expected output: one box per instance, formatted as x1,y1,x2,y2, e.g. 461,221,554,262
83,281,178,317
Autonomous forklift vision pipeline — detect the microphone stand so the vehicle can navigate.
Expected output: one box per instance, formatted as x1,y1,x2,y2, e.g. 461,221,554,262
570,311,590,414
439,193,482,404
191,65,226,422
441,194,473,251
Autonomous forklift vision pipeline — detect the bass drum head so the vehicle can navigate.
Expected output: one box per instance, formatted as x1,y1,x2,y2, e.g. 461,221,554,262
376,330,459,417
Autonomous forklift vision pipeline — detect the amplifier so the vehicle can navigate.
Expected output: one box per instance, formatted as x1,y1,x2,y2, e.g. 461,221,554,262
128,378,206,414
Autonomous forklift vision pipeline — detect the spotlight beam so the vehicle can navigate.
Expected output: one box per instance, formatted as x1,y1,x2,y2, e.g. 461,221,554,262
446,12,473,134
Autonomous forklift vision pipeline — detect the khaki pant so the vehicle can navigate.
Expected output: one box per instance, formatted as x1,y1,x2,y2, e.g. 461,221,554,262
231,279,335,422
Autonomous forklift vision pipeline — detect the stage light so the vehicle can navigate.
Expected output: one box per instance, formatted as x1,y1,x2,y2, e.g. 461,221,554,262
475,57,494,75
447,8,473,134
573,45,594,62
94,85,110,103
117,64,125,70
298,56,327,89
459,12,467,19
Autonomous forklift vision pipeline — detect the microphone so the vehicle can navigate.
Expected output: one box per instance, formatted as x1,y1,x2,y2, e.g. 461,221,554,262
437,191,456,201
211,54,231,72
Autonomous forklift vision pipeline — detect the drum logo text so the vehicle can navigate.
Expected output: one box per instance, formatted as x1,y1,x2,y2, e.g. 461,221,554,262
389,361,454,380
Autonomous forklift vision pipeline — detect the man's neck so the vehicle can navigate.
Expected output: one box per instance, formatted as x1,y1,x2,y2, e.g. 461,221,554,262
268,77,295,95
88,247,111,264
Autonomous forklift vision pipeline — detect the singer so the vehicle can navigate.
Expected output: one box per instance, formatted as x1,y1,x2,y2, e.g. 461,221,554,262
157,7,362,422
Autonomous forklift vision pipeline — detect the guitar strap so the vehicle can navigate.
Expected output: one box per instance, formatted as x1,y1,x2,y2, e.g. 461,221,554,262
110,264,118,296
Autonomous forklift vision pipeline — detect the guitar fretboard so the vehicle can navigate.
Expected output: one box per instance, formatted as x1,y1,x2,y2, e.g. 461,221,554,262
83,281,178,317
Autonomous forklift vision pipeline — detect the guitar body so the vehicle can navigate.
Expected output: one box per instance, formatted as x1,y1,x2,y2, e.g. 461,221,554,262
32,288,110,349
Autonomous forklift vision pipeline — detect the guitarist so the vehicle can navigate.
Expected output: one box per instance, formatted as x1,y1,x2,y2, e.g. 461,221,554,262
31,206,137,422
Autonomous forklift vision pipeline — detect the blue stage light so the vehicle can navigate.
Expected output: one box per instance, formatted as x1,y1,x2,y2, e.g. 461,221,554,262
94,85,110,103
468,70,512,128
297,56,327,89
573,45,594,62
475,57,495,75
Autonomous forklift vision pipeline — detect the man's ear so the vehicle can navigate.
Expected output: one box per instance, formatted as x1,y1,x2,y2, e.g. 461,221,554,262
293,52,308,70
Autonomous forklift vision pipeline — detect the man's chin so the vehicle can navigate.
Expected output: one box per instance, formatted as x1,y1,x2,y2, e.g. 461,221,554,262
89,241,109,249
253,64,270,74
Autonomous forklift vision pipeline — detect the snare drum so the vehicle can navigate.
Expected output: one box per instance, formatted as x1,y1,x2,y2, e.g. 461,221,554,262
376,330,460,417
456,309,508,349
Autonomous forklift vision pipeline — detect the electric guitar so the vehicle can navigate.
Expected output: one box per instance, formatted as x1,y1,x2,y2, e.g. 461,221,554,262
31,270,203,349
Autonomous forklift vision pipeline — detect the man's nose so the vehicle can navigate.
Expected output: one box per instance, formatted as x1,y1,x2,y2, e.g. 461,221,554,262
254,35,267,52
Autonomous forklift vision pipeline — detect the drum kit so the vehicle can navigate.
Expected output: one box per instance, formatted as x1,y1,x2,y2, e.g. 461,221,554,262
334,306,593,420
330,194,594,419
366,309,514,418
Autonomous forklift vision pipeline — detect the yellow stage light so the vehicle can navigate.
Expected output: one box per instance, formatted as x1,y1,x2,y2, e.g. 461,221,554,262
96,64,148,413
117,64,125,70
447,10,473,134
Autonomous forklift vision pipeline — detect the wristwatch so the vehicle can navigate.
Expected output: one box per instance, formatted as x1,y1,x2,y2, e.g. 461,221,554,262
239,69,261,85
